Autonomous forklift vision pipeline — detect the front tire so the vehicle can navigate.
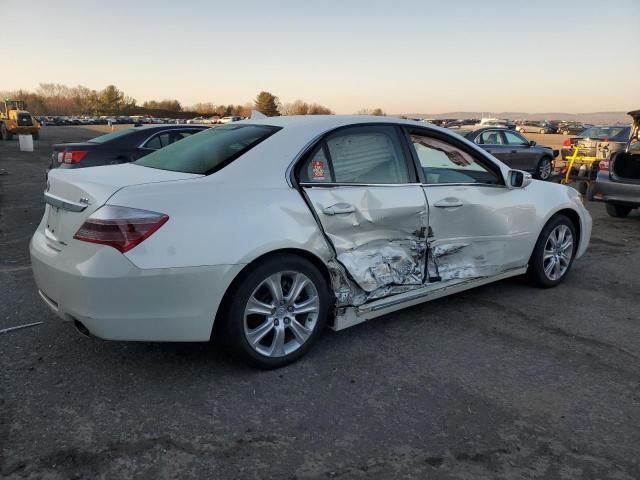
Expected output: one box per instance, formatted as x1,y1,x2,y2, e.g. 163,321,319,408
534,156,553,180
527,215,577,288
32,131,39,141
223,254,330,369
605,203,632,218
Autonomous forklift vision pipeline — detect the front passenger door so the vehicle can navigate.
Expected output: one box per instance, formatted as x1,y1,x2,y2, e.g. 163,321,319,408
407,129,536,283
503,130,536,171
298,125,428,299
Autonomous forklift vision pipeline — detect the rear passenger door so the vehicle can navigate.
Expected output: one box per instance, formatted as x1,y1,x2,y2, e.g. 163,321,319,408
474,129,511,164
298,125,429,298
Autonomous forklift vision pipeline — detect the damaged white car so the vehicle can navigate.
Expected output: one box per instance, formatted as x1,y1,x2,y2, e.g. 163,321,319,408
31,116,592,368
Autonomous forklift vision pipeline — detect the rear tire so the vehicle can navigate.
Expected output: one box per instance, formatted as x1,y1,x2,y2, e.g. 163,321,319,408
605,203,632,218
222,254,330,369
527,215,577,288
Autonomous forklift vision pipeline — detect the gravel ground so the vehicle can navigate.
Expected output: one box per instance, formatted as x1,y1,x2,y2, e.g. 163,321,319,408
1,126,639,479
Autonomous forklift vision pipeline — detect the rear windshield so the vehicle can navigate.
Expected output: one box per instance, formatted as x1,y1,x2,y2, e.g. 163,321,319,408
134,124,280,175
579,126,629,139
89,128,136,143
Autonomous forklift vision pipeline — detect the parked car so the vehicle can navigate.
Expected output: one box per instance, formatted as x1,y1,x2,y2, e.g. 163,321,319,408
591,111,640,217
49,124,209,170
478,118,516,130
31,116,591,368
220,116,242,124
454,127,558,180
558,122,587,135
516,121,555,134
560,125,631,161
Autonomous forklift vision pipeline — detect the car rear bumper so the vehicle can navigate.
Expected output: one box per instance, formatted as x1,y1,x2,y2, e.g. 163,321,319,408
591,171,640,207
30,226,243,341
561,146,596,160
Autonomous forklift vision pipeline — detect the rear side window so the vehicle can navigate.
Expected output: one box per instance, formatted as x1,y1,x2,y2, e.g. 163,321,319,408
135,124,280,175
300,126,411,184
477,130,504,145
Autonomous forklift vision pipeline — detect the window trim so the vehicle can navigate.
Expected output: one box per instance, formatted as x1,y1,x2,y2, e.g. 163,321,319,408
295,123,419,187
403,126,506,187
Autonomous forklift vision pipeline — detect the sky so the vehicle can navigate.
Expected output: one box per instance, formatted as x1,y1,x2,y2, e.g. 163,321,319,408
4,0,640,114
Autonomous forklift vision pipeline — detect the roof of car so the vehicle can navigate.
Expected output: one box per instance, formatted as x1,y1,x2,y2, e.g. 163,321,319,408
239,115,430,131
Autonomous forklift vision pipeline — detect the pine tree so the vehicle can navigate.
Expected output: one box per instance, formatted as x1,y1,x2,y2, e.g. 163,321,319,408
254,91,280,117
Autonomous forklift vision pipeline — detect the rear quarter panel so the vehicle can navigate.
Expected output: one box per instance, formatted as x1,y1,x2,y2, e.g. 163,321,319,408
108,177,333,270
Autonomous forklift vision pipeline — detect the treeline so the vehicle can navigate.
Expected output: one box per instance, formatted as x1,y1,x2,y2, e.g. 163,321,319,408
0,83,340,118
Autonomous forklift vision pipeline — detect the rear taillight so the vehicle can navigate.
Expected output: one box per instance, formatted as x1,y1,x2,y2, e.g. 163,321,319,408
73,205,169,253
599,159,610,171
562,138,572,147
58,150,89,163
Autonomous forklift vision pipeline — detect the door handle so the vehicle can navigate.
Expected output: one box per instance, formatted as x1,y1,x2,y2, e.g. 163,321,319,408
434,199,463,208
511,150,517,154
322,203,355,215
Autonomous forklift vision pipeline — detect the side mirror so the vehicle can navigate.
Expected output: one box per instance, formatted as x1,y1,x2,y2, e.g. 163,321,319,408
507,170,532,189
529,140,536,146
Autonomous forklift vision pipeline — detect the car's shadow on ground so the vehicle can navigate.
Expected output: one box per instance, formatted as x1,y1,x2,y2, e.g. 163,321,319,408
65,275,535,379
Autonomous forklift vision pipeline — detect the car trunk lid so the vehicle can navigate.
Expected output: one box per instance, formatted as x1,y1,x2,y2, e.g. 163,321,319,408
43,164,201,249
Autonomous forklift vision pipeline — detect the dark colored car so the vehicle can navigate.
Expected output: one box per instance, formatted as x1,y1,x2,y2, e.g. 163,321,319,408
558,122,588,135
560,125,632,161
50,124,209,170
453,127,558,180
591,111,640,217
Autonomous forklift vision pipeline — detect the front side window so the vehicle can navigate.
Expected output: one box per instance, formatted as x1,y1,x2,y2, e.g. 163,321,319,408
504,131,528,146
299,126,411,184
410,133,501,185
135,124,280,175
477,130,505,145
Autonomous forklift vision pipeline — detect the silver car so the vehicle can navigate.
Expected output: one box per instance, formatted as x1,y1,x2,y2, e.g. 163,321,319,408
592,111,640,217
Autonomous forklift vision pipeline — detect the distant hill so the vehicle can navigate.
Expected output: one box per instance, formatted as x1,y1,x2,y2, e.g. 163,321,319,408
401,111,633,124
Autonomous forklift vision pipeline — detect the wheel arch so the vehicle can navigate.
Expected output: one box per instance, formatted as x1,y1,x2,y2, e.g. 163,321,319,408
535,207,582,255
210,248,333,340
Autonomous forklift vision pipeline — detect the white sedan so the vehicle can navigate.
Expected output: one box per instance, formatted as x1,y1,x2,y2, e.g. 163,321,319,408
31,116,592,368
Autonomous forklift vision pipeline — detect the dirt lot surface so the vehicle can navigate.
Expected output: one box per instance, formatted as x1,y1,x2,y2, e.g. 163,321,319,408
1,126,639,479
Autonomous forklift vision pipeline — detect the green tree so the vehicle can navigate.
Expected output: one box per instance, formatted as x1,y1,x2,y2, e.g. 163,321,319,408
95,85,135,115
254,91,280,117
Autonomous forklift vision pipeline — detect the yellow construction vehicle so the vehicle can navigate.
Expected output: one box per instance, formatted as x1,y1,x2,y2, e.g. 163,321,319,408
0,99,40,141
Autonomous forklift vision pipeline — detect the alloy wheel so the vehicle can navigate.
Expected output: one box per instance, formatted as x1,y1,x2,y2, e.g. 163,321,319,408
542,225,573,281
538,158,552,180
243,271,320,357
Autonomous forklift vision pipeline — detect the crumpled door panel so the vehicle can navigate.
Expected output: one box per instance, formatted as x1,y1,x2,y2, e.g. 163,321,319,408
304,185,428,305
